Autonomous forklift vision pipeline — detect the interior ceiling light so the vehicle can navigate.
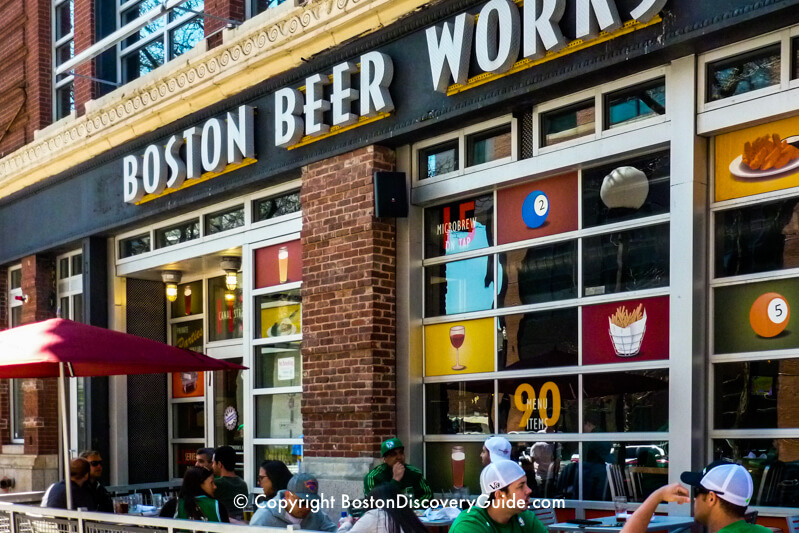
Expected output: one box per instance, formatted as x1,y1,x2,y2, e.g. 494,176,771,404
161,270,182,302
220,256,242,291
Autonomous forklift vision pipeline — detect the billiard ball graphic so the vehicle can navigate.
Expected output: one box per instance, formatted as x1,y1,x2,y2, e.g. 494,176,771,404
749,292,790,338
522,191,549,229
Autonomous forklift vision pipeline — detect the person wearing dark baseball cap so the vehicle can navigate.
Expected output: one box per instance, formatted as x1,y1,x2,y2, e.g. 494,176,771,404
250,473,336,531
620,461,771,533
450,460,547,533
364,437,433,504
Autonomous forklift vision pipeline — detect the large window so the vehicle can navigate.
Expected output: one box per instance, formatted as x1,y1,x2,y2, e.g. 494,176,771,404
422,152,671,501
119,0,205,84
53,0,75,120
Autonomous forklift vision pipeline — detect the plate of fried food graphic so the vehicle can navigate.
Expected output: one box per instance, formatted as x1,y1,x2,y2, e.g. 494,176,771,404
730,133,799,179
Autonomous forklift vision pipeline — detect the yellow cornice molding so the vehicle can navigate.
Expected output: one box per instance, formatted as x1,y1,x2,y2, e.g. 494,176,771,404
0,0,434,201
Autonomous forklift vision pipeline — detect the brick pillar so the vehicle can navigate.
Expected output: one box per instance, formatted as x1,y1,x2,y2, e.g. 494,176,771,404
25,0,52,131
73,0,96,116
204,0,244,49
301,145,397,459
20,255,58,455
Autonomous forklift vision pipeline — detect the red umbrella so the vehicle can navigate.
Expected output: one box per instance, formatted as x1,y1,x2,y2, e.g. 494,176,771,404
0,318,247,508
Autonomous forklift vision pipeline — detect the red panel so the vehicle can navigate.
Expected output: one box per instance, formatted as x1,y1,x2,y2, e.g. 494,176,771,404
496,172,578,245
255,240,302,289
582,296,669,365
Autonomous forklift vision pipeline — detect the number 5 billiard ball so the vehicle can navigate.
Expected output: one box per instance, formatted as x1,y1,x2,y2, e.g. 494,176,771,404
522,191,549,229
749,292,790,338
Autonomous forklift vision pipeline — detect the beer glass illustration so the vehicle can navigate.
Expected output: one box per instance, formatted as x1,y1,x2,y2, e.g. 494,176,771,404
451,445,466,488
278,246,289,283
450,325,466,371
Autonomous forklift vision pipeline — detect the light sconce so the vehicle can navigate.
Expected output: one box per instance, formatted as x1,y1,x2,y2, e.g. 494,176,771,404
224,290,236,303
220,256,242,291
161,270,182,302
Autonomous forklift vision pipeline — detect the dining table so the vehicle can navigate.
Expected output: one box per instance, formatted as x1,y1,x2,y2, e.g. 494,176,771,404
548,514,695,533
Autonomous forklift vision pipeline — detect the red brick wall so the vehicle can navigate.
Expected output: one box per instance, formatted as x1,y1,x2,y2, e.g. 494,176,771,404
204,0,244,48
25,0,52,135
19,255,58,454
301,145,398,458
74,0,95,116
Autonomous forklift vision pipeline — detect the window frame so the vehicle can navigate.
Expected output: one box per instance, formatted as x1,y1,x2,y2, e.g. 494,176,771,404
52,0,75,121
7,265,23,444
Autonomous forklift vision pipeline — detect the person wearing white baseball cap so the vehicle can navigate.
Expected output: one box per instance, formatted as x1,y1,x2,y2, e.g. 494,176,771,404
450,460,547,533
620,461,771,533
481,437,512,466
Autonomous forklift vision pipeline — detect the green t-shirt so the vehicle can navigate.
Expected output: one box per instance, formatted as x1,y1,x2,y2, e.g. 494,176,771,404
214,475,248,519
718,520,773,533
450,506,548,533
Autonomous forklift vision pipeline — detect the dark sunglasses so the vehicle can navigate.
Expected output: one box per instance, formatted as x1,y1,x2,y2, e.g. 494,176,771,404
90,460,103,467
695,486,723,496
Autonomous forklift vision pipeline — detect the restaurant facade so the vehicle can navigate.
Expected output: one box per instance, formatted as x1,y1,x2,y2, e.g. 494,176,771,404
1,0,799,523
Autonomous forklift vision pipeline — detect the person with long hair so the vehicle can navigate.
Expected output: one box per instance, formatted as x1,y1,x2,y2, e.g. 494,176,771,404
347,483,427,533
259,460,293,499
160,467,229,522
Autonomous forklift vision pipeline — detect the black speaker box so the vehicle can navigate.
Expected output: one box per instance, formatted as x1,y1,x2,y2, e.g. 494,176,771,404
373,171,408,218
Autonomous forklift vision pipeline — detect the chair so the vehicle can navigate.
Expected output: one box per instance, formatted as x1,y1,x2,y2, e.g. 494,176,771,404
786,515,799,533
532,508,557,526
606,463,632,500
744,511,759,525
757,462,784,506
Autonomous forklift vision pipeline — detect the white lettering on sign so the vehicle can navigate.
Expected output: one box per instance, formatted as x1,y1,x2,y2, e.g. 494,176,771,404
427,0,665,92
523,0,567,60
122,105,255,203
274,52,394,148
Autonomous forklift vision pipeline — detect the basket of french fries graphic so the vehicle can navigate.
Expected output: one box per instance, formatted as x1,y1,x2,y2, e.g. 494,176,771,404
608,304,647,357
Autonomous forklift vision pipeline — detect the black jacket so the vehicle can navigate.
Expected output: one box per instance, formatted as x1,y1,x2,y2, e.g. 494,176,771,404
46,480,97,510
84,479,113,512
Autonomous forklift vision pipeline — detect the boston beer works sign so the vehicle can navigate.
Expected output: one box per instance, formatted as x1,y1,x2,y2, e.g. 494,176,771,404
121,0,667,204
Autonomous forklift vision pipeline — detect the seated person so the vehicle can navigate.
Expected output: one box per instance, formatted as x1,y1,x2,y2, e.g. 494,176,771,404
211,446,248,520
161,466,229,522
364,438,432,503
250,473,336,531
47,458,97,510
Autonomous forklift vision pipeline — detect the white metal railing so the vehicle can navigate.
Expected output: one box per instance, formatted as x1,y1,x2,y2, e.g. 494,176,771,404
0,503,300,533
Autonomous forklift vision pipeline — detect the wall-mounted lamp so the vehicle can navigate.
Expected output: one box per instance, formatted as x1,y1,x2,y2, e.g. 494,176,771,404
161,270,182,302
224,290,236,303
220,257,241,291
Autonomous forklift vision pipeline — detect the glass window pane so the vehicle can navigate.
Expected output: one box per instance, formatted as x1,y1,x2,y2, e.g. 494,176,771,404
56,41,74,67
55,0,74,41
425,195,493,259
119,234,150,258
172,402,204,438
71,254,82,276
713,438,799,507
467,125,512,166
582,440,669,502
582,224,670,297
582,151,670,228
72,294,83,323
583,370,669,432
170,0,204,21
425,381,493,435
424,256,494,317
11,379,23,440
170,17,204,59
173,444,201,479
123,0,165,47
171,283,203,319
59,258,70,279
254,290,301,340
60,297,70,320
498,309,578,370
713,359,799,430
205,206,244,235
10,306,22,327
208,275,242,341
605,78,666,129
255,444,301,475
497,375,578,434
255,342,301,388
420,140,458,179
793,37,799,80
255,393,301,438
541,100,595,147
255,0,289,14
707,44,781,102
714,197,799,278
10,269,21,290
253,191,301,223
213,359,244,449
56,83,75,120
123,39,166,83
155,219,199,248
171,320,203,354
497,241,577,307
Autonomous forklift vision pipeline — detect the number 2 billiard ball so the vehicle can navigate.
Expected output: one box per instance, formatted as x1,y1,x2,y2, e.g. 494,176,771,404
749,292,790,338
522,191,549,229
